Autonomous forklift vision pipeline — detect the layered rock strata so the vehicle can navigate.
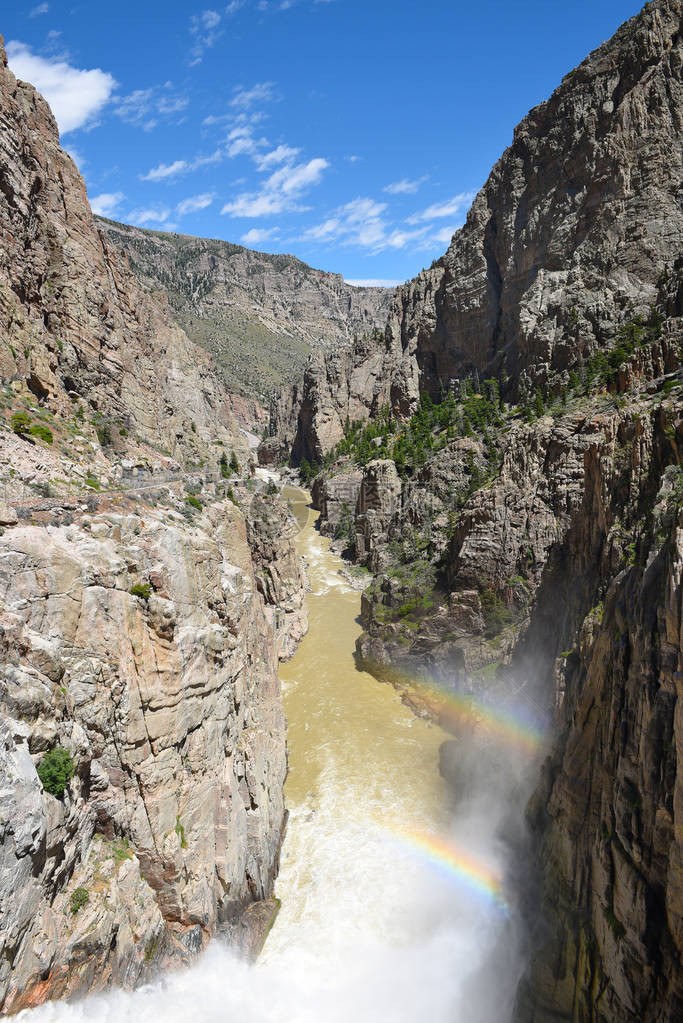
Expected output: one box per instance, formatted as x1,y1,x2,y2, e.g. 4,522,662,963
0,493,288,1013
98,219,395,406
280,2,683,1018
0,37,248,469
284,0,683,466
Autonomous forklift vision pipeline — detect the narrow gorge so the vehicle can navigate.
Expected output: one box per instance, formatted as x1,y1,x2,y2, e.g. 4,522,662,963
1,0,682,1021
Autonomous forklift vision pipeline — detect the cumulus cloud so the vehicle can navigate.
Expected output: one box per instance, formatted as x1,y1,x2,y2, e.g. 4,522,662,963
384,176,427,195
6,41,116,134
301,197,391,249
89,192,125,217
255,144,300,169
29,3,49,16
241,227,278,245
230,82,275,109
114,85,189,131
408,191,475,223
141,159,189,182
127,207,173,227
189,9,224,66
176,193,215,216
432,225,456,244
300,196,450,253
222,156,328,217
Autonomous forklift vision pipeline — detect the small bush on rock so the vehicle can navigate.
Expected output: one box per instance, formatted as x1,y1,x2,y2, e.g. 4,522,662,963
70,887,89,915
37,746,75,798
11,411,32,435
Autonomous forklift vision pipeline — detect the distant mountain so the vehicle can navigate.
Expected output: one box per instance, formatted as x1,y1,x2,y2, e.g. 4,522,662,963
97,218,397,404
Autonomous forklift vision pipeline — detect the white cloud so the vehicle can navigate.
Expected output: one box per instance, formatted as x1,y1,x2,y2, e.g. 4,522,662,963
222,156,329,217
384,176,427,195
301,196,435,253
114,85,189,131
432,225,456,244
225,124,265,158
189,9,224,66
6,41,116,134
65,146,85,170
408,191,475,223
255,144,300,170
345,278,402,288
89,192,125,217
128,207,172,227
141,159,188,181
230,82,275,109
29,3,49,16
266,157,328,195
176,193,215,216
241,227,278,245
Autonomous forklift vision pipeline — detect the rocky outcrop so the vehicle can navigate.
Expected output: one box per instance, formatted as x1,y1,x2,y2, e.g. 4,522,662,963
282,0,682,465
514,428,683,1021
287,329,419,466
245,489,308,659
283,3,683,1018
0,493,287,1013
0,36,248,470
98,218,395,406
0,36,307,1015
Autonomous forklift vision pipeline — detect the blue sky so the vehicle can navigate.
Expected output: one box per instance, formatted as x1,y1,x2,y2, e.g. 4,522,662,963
4,0,642,285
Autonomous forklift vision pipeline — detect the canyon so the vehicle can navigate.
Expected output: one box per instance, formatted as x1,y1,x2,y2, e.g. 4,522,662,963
269,1,683,1019
0,0,682,1020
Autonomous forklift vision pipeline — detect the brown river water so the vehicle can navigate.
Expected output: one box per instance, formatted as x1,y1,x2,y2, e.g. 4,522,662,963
20,486,519,1023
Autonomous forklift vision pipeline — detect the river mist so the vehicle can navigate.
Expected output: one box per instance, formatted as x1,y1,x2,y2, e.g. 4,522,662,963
18,492,541,1023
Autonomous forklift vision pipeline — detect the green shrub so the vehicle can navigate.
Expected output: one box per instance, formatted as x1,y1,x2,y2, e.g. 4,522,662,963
37,746,75,798
11,411,32,435
112,838,133,864
220,451,230,478
185,494,202,511
29,423,53,444
97,424,112,447
130,582,151,601
229,450,239,473
175,816,188,849
70,887,89,915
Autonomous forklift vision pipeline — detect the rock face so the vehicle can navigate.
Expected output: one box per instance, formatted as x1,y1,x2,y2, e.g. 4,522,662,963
283,0,682,464
245,489,308,660
513,449,683,1021
0,37,248,469
0,32,303,1015
0,496,287,1013
281,2,683,1019
98,218,396,407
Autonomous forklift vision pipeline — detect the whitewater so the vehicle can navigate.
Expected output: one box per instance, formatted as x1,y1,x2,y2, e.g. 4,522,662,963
19,488,528,1023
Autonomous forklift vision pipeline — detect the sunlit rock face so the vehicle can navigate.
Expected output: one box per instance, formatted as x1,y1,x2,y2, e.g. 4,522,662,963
283,0,682,463
0,500,287,1013
0,35,295,1013
0,36,247,468
279,1,683,1018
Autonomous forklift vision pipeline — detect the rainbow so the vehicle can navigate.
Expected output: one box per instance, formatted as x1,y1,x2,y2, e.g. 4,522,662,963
382,669,545,756
383,822,509,913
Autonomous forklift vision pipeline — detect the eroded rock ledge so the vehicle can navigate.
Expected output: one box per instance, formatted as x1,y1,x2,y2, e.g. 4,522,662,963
0,489,297,1012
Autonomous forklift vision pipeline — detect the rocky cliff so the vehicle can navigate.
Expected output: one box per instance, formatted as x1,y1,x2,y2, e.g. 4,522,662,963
98,219,395,410
284,0,682,468
0,37,250,473
283,2,683,1018
0,33,308,1013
